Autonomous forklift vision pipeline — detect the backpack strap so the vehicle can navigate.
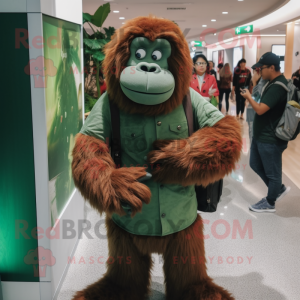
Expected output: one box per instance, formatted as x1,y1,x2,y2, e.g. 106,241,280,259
262,81,290,102
261,81,270,95
265,82,290,135
273,81,290,92
182,89,194,136
109,100,122,168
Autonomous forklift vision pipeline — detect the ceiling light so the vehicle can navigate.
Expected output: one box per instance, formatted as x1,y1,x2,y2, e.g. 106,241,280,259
167,7,186,10
211,19,216,22
113,10,119,13
202,25,207,27
222,12,228,14
119,17,125,19
214,33,217,35
296,23,299,24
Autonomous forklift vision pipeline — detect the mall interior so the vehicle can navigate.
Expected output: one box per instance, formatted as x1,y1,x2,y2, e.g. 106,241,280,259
1,0,300,300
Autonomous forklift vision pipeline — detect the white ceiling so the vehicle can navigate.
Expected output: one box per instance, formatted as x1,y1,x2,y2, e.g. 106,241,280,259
260,19,300,35
83,0,293,46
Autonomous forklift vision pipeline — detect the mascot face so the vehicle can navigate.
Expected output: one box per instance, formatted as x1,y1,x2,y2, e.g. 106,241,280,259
103,16,193,116
120,37,175,105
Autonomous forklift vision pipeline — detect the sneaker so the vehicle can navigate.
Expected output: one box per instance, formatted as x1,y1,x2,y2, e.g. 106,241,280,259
276,185,291,202
249,197,276,213
248,197,265,209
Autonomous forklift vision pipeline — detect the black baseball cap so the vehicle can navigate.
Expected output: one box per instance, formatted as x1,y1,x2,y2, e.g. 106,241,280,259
252,52,280,69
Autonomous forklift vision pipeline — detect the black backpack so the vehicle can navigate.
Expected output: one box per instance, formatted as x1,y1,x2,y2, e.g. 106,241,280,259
182,90,223,212
109,90,223,213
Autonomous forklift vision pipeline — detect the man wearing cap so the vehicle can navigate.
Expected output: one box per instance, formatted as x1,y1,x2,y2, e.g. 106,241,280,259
240,52,291,213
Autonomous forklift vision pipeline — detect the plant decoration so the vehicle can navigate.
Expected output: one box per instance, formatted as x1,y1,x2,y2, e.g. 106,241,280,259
83,3,115,112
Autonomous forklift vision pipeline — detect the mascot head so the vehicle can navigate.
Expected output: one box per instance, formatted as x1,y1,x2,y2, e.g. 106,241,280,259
102,15,193,116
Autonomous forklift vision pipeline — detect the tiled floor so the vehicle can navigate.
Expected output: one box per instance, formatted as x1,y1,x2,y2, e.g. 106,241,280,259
282,137,300,190
57,98,300,300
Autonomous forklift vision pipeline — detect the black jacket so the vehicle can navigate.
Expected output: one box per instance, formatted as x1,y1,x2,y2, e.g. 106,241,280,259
210,69,217,78
292,70,300,89
233,68,252,93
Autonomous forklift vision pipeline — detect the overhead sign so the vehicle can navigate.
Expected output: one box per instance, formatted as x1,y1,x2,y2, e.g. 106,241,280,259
235,25,254,35
191,40,204,47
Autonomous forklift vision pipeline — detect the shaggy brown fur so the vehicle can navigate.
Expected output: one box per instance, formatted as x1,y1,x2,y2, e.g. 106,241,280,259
72,133,151,217
147,115,242,187
102,15,193,116
72,16,237,300
71,215,235,300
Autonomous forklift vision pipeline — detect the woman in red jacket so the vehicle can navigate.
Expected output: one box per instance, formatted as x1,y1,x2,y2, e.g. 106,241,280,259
190,54,219,104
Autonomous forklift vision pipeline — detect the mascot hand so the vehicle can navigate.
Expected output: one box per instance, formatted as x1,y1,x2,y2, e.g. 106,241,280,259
110,167,152,217
72,134,151,217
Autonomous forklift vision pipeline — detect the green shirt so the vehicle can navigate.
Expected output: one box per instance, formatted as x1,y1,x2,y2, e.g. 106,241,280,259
253,75,288,145
80,87,224,236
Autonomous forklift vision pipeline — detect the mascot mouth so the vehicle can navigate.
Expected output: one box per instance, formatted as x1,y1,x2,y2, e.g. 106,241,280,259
121,83,173,95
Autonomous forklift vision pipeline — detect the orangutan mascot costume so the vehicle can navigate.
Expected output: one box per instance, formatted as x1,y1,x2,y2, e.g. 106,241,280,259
71,16,241,300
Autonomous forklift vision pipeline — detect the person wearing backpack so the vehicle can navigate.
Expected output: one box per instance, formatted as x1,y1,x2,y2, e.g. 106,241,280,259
240,52,291,213
246,67,269,143
292,66,300,89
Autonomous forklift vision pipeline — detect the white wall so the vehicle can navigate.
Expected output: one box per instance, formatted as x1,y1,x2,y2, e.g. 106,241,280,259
50,191,84,300
245,37,259,71
0,0,82,25
206,36,291,75
207,35,259,74
292,25,300,73
259,36,286,59
224,48,234,71
195,47,207,57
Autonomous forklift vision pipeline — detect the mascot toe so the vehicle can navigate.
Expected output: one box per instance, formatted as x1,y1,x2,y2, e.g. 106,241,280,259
71,15,241,300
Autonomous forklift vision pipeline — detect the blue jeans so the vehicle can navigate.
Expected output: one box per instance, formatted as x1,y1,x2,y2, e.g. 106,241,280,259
250,138,288,205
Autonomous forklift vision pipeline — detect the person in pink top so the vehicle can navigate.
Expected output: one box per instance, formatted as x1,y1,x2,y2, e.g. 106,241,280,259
190,54,219,103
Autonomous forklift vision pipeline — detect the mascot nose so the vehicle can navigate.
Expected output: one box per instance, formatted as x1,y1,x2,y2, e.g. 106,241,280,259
136,62,162,73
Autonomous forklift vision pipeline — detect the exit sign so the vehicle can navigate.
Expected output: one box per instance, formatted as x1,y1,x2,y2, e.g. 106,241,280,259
192,41,204,47
235,25,254,35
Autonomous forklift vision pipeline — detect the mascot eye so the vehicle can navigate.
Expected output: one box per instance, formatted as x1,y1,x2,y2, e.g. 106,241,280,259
151,50,162,61
135,49,146,59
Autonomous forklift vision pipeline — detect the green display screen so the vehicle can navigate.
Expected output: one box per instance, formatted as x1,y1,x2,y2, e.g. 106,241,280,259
43,15,83,226
0,13,39,282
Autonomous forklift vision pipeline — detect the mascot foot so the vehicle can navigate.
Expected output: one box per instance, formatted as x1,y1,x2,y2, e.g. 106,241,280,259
71,276,148,300
180,280,235,300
